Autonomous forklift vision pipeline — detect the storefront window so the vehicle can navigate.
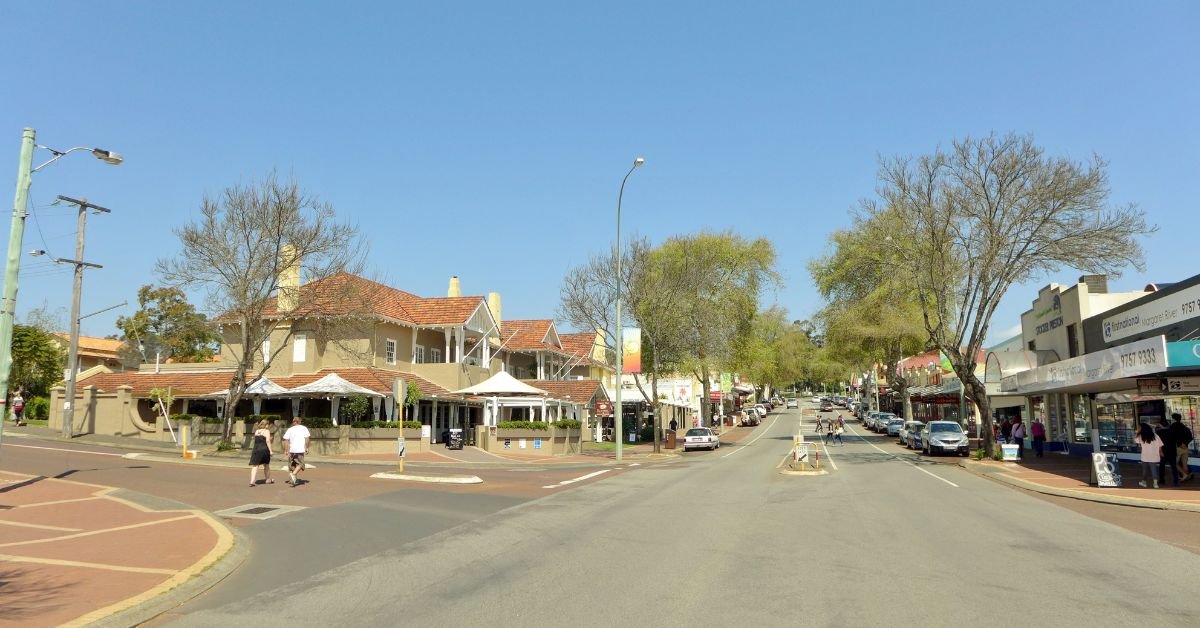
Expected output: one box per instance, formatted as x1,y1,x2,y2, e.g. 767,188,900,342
1046,394,1060,442
1095,400,1136,453
1070,394,1091,443
1165,396,1199,456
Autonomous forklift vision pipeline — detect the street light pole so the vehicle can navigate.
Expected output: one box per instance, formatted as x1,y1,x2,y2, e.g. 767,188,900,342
613,156,643,463
56,196,109,438
0,129,35,446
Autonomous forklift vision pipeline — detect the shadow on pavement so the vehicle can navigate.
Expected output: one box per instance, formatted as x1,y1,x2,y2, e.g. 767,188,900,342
0,567,70,621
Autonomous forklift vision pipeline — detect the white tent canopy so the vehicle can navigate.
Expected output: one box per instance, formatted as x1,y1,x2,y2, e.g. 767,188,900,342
287,373,383,397
206,377,289,398
452,371,548,396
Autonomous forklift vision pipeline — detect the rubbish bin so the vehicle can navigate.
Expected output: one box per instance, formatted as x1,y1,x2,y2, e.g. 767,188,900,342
665,430,677,449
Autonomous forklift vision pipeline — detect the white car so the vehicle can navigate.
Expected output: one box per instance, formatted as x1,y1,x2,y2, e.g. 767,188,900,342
753,405,768,418
785,398,799,409
682,427,720,451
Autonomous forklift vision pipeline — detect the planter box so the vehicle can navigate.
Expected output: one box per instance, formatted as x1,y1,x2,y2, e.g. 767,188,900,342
494,428,554,439
350,427,401,439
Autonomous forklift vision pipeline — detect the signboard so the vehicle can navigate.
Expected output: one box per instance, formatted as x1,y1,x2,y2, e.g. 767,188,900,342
519,438,527,449
503,438,511,449
397,437,406,458
1004,336,1168,393
594,400,612,417
1137,378,1167,395
1167,341,1200,368
1167,377,1200,394
794,443,809,463
534,439,542,449
1092,452,1122,487
622,327,642,374
720,373,733,393
1101,283,1200,343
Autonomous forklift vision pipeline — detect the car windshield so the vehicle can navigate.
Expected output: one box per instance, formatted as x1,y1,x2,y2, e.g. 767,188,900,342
905,423,923,430
930,423,963,433
889,418,904,425
685,429,709,437
878,414,895,420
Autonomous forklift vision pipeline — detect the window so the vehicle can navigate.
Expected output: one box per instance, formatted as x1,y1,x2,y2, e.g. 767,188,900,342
1070,394,1091,442
1027,340,1036,351
293,334,307,362
385,339,396,365
431,348,442,363
261,339,270,363
1067,324,1079,358
414,346,425,364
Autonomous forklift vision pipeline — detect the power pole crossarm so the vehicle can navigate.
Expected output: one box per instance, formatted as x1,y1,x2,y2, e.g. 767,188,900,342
58,195,112,439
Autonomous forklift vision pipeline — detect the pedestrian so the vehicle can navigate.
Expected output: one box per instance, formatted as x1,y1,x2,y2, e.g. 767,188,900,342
814,416,824,433
1030,419,1046,458
282,416,311,486
669,417,678,432
825,419,834,444
836,414,845,429
1167,413,1194,482
1000,418,1013,444
248,419,275,487
11,389,25,426
1155,418,1179,487
1010,418,1026,460
833,423,844,445
1135,421,1163,489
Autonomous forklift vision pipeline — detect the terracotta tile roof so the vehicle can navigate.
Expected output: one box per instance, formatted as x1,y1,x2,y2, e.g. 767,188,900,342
501,320,569,355
558,332,610,369
53,333,124,358
76,367,448,398
256,272,487,326
520,379,608,403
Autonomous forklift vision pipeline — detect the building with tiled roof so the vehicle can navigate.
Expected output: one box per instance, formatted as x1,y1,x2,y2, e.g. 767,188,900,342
53,333,126,372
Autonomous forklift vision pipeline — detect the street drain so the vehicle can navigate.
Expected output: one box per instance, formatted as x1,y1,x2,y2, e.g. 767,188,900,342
214,503,307,520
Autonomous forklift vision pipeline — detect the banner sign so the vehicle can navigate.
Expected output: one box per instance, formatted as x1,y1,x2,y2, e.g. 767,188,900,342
622,328,642,374
1092,453,1122,487
1004,336,1167,393
720,373,733,393
1102,283,1200,343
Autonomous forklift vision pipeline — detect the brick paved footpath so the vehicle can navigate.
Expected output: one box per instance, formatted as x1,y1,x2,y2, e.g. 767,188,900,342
0,470,232,627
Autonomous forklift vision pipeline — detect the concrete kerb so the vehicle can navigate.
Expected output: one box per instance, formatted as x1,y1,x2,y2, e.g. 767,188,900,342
956,460,1200,513
370,472,483,484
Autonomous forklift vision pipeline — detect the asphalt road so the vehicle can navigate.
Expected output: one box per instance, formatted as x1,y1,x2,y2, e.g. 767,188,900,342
158,406,1200,627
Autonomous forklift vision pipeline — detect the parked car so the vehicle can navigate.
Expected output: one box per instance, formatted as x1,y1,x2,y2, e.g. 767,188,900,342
900,421,924,447
820,401,833,412
921,421,969,456
886,417,905,437
683,427,720,451
873,412,897,432
785,398,799,409
753,404,768,418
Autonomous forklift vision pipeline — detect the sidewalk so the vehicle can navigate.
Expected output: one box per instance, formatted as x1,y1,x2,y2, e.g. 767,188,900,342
0,469,240,628
958,454,1200,513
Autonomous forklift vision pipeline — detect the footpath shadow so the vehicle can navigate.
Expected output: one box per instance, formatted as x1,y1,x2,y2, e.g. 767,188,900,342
0,567,69,621
0,476,47,494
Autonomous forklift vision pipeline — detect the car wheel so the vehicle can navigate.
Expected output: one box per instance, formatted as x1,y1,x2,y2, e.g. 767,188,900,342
922,443,929,455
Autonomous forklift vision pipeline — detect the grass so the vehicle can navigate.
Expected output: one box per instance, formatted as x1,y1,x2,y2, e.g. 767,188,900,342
11,418,48,426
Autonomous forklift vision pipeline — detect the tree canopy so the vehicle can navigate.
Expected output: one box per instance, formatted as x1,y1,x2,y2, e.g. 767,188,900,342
115,284,219,366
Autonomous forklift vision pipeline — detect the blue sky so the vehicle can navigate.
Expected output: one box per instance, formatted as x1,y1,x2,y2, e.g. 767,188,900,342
2,1,1197,348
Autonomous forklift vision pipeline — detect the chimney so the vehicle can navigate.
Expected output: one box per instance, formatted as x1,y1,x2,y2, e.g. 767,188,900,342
593,328,607,362
488,292,502,331
1079,274,1108,294
278,244,301,312
448,275,461,298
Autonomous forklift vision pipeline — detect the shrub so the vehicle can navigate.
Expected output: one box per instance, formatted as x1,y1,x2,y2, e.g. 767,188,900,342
340,395,372,423
402,421,422,430
350,420,396,429
170,413,198,424
973,448,986,461
216,440,238,451
639,425,655,442
244,414,282,425
554,419,581,429
200,416,224,424
496,420,549,431
27,396,49,421
301,417,334,429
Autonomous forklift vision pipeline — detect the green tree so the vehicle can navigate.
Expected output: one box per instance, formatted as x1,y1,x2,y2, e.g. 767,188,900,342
873,133,1155,455
115,285,220,366
10,324,65,397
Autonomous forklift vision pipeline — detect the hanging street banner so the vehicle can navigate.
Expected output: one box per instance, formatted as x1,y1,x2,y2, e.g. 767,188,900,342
720,372,733,393
622,327,642,374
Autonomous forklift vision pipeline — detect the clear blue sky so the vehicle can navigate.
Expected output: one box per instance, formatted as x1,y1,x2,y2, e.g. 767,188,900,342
2,1,1197,347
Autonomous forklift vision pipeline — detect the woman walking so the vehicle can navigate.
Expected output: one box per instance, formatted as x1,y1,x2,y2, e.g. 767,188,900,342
1135,421,1163,489
248,419,275,487
833,423,844,445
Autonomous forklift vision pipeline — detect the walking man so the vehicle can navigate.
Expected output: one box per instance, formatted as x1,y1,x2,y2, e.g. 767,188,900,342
1156,417,1179,487
283,417,311,486
814,416,824,433
1031,419,1046,457
1010,418,1026,460
1167,413,1194,482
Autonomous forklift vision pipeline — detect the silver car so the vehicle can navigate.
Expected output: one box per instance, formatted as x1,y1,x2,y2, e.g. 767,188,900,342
921,421,969,456
902,421,924,449
683,427,720,451
885,417,905,437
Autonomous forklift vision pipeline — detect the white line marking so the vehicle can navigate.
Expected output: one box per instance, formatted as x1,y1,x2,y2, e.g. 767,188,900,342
845,424,959,488
817,436,839,471
8,444,124,457
719,415,780,458
543,469,611,489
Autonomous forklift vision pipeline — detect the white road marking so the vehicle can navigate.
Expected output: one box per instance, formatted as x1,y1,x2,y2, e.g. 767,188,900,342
816,436,839,471
8,443,124,457
719,415,780,458
543,469,611,489
845,423,959,488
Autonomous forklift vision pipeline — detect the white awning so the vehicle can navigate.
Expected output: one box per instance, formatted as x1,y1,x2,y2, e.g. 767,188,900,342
206,377,289,398
452,371,548,396
288,373,383,397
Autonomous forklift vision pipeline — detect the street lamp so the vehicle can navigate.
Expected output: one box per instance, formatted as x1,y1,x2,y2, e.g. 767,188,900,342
0,129,121,449
614,156,644,462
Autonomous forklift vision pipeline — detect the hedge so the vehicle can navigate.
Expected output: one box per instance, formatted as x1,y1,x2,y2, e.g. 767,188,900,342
554,419,581,429
496,420,549,431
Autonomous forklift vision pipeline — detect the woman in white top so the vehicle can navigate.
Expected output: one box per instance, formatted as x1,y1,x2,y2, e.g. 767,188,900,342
1135,421,1163,489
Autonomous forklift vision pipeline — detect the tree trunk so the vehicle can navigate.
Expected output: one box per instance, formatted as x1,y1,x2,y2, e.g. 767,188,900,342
651,371,661,454
700,365,712,427
965,375,993,456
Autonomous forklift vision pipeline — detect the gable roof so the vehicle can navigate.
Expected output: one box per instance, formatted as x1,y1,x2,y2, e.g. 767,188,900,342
558,332,610,369
520,379,608,404
53,333,123,359
257,272,488,327
501,319,568,354
76,367,448,398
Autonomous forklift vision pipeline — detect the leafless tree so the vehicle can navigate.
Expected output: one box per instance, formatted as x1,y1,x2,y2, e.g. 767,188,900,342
157,173,368,441
874,133,1155,455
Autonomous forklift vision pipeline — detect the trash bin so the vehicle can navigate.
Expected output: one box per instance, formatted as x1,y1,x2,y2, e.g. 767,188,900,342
665,430,677,449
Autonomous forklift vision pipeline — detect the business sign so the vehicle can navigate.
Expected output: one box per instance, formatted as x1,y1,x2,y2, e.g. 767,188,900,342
1137,378,1167,395
1166,341,1200,368
594,400,612,417
622,327,642,374
1004,336,1167,393
1167,377,1200,393
1092,453,1122,487
1034,294,1064,336
1101,283,1200,343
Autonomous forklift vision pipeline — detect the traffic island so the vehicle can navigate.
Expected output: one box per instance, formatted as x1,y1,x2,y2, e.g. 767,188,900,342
370,472,482,484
